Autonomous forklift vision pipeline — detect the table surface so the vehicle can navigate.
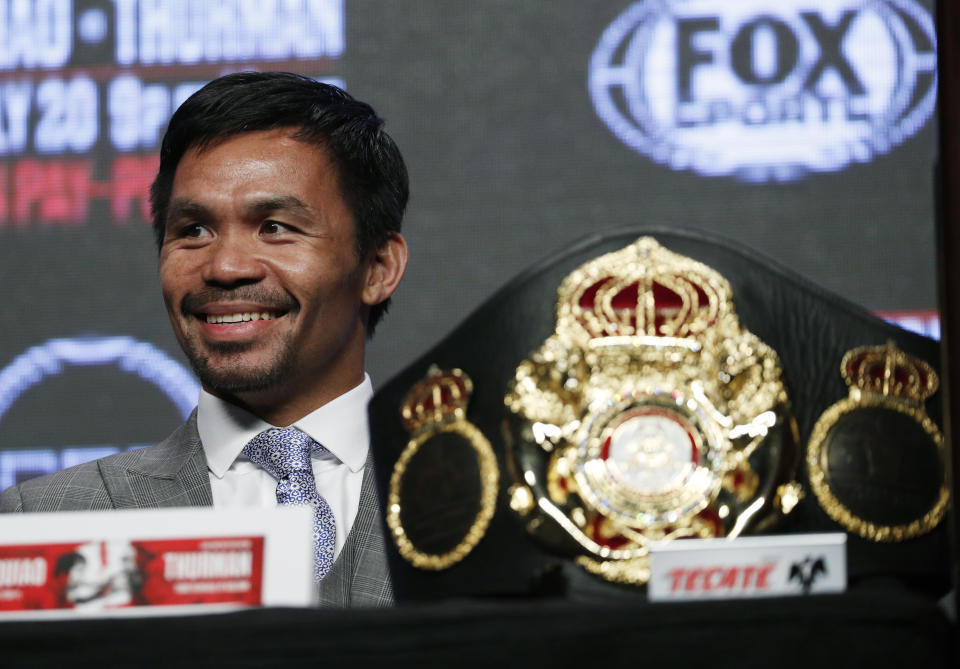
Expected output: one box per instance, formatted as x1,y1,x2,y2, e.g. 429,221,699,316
0,585,955,668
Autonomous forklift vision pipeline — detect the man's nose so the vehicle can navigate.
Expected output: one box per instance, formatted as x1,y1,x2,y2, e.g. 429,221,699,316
200,232,266,286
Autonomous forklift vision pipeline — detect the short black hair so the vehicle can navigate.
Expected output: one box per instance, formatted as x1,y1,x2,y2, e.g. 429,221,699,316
150,71,408,332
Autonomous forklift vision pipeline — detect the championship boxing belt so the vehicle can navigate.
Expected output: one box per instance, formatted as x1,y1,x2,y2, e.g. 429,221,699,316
368,228,951,600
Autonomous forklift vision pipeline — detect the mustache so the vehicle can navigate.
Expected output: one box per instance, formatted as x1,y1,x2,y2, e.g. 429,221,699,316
180,287,299,315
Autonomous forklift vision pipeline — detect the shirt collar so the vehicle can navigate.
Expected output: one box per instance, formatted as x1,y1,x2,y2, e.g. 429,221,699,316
198,374,373,479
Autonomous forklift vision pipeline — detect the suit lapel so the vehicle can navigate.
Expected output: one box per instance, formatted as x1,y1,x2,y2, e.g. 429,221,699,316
100,412,213,510
315,454,394,607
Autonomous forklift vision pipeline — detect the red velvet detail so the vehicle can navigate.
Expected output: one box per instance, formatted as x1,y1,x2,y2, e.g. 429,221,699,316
652,281,683,334
611,282,639,310
579,279,609,310
413,377,468,416
651,281,683,309
695,508,724,537
587,517,631,550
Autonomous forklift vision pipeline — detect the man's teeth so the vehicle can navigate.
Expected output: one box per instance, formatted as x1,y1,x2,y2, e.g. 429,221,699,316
205,312,277,324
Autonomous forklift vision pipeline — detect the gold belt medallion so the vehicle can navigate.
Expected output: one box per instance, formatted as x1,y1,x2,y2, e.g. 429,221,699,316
807,343,948,542
505,237,798,584
388,367,499,569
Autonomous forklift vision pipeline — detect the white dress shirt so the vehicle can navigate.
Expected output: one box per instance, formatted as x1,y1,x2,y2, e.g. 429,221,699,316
197,375,372,560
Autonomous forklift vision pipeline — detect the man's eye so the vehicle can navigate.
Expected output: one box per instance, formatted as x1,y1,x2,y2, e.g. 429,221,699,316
261,221,292,235
181,224,211,238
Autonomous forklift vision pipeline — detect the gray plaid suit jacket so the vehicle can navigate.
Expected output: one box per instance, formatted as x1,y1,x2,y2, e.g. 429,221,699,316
0,412,394,607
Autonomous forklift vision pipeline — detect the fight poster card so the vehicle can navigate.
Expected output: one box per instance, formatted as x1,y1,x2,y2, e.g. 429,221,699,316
0,507,314,619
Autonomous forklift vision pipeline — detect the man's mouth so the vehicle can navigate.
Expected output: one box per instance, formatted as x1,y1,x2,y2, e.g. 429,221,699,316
203,311,280,325
181,288,298,328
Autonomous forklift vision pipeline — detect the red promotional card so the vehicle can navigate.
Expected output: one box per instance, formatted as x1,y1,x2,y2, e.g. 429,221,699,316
0,507,314,619
0,536,264,612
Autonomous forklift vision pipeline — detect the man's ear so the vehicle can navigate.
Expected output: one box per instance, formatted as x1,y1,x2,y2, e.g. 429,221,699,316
362,233,409,306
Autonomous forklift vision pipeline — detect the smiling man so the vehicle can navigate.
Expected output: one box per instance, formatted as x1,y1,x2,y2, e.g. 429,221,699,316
0,72,409,607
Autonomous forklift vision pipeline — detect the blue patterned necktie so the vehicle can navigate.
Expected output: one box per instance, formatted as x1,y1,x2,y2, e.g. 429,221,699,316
242,427,336,581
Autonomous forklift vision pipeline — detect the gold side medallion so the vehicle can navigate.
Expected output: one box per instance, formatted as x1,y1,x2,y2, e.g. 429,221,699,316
807,343,948,542
505,237,798,585
388,367,499,570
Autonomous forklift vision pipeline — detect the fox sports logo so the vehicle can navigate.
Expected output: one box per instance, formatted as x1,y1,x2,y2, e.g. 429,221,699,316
588,0,937,182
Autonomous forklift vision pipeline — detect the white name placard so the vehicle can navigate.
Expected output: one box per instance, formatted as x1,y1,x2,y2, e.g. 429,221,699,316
648,533,846,602
0,506,315,620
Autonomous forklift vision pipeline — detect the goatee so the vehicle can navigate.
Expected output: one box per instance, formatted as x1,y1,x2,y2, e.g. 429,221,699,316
184,339,298,395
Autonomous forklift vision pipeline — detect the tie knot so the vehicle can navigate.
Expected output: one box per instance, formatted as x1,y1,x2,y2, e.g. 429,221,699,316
242,427,318,481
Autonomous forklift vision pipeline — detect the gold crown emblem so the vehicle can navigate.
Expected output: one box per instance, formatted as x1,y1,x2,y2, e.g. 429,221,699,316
556,237,735,342
400,366,473,433
841,342,937,404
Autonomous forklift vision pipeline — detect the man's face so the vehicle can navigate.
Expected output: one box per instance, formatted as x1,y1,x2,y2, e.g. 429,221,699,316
159,129,373,417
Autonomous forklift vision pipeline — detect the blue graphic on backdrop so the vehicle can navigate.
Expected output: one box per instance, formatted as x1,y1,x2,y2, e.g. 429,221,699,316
589,0,937,182
0,336,199,489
